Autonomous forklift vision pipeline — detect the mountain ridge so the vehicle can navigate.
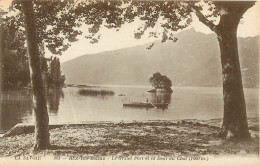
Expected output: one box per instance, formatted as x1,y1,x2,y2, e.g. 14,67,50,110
62,28,259,88
62,28,215,63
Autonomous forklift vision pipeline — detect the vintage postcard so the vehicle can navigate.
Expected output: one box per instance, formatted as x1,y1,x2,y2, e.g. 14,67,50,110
0,0,259,165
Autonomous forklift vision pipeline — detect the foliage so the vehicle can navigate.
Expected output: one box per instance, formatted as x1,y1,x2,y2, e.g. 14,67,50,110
0,17,29,89
9,0,82,55
46,57,65,88
149,72,172,90
1,0,77,89
0,23,63,90
74,0,193,48
0,0,130,89
4,0,131,55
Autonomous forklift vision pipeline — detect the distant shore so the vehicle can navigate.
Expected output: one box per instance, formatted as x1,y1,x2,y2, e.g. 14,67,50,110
0,118,259,158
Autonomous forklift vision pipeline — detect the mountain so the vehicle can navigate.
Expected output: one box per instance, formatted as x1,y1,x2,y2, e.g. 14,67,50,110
61,28,259,88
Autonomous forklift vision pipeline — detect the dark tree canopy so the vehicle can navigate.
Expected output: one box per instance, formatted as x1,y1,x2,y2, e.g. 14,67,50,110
9,0,82,55
73,0,193,47
0,18,29,89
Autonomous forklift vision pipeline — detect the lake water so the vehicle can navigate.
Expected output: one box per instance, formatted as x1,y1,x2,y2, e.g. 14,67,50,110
0,86,259,133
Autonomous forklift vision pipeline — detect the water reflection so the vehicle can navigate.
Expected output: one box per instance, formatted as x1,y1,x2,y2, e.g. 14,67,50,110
0,90,33,133
46,89,64,114
77,88,115,99
149,92,172,104
0,89,65,133
0,87,258,134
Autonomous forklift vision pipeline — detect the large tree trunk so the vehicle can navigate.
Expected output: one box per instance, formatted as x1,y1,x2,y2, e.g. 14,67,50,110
0,28,4,91
192,1,254,139
21,1,50,150
216,12,250,139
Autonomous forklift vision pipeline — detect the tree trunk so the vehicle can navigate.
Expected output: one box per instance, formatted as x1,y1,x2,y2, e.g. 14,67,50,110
0,28,4,91
21,1,50,150
216,13,250,139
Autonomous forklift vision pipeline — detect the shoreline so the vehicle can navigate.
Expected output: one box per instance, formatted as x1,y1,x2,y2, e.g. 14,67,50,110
0,119,259,158
1,118,259,137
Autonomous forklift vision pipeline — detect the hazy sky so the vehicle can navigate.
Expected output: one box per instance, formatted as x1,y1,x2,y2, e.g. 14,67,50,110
1,0,260,62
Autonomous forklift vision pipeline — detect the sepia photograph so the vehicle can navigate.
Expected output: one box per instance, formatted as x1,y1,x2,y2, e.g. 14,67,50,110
0,0,259,165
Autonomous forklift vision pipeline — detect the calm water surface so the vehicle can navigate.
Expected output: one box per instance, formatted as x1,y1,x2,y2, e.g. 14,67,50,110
0,86,259,133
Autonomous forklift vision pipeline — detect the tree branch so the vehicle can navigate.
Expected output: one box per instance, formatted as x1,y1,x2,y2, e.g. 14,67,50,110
190,5,216,32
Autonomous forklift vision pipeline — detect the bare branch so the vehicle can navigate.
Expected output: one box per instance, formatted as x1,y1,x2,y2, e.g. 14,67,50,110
190,4,216,32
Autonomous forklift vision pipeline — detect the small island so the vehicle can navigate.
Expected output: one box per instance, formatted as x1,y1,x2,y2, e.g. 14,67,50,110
148,72,173,93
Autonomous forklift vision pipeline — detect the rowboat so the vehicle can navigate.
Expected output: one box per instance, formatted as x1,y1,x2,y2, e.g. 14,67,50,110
123,102,168,108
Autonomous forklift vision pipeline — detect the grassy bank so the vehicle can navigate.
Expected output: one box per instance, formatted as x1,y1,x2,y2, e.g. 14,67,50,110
0,119,259,158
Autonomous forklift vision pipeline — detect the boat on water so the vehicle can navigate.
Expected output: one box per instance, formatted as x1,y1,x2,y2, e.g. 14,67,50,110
123,102,168,108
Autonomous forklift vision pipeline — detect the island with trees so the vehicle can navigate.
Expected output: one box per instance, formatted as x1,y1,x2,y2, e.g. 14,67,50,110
148,72,173,93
